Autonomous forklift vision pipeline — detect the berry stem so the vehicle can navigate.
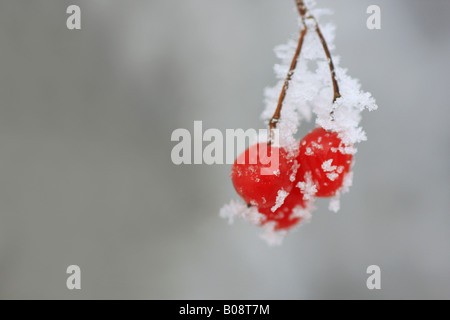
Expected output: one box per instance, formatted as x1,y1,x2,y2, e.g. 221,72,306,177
299,0,341,117
269,0,341,136
269,25,307,137
300,0,341,118
311,15,341,119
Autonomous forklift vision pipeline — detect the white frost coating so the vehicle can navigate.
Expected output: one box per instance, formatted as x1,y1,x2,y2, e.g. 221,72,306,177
219,199,264,225
289,160,300,182
321,159,337,172
259,222,287,246
328,196,340,212
326,172,339,181
291,205,313,225
262,1,377,149
341,171,353,193
327,171,353,212
322,159,340,181
311,141,324,150
271,189,289,212
296,172,317,200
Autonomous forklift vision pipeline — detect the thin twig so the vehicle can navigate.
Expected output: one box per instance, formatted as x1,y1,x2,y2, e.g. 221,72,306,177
269,1,309,142
269,26,307,134
311,16,341,119
312,17,340,103
295,0,307,16
269,0,341,136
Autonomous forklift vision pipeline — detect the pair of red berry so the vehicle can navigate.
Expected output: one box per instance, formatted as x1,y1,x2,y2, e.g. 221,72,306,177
231,127,353,231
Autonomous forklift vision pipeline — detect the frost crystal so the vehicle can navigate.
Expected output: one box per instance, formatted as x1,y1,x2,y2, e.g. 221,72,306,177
262,2,377,148
327,171,353,212
291,204,313,225
322,159,340,181
259,222,287,246
289,160,300,182
326,172,339,181
321,159,337,172
296,172,317,200
305,147,314,156
271,189,289,212
328,196,340,212
219,199,264,225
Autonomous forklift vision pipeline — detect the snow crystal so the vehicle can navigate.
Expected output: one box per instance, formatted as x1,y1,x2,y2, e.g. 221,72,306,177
327,171,353,213
296,172,317,200
328,196,340,212
291,205,313,224
262,1,377,149
271,189,289,212
331,145,356,155
326,172,339,181
289,160,300,182
341,171,353,193
311,141,324,149
259,222,287,246
219,199,264,225
321,159,337,172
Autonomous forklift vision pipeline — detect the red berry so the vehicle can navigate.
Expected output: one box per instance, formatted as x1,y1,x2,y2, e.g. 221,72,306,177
259,190,307,230
231,143,296,209
296,127,352,197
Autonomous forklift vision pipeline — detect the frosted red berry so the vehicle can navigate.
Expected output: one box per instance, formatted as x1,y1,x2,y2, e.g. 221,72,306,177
231,143,295,209
296,127,352,197
259,189,307,230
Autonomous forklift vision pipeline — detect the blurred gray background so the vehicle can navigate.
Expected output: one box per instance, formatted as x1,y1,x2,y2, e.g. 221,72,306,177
0,0,449,299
